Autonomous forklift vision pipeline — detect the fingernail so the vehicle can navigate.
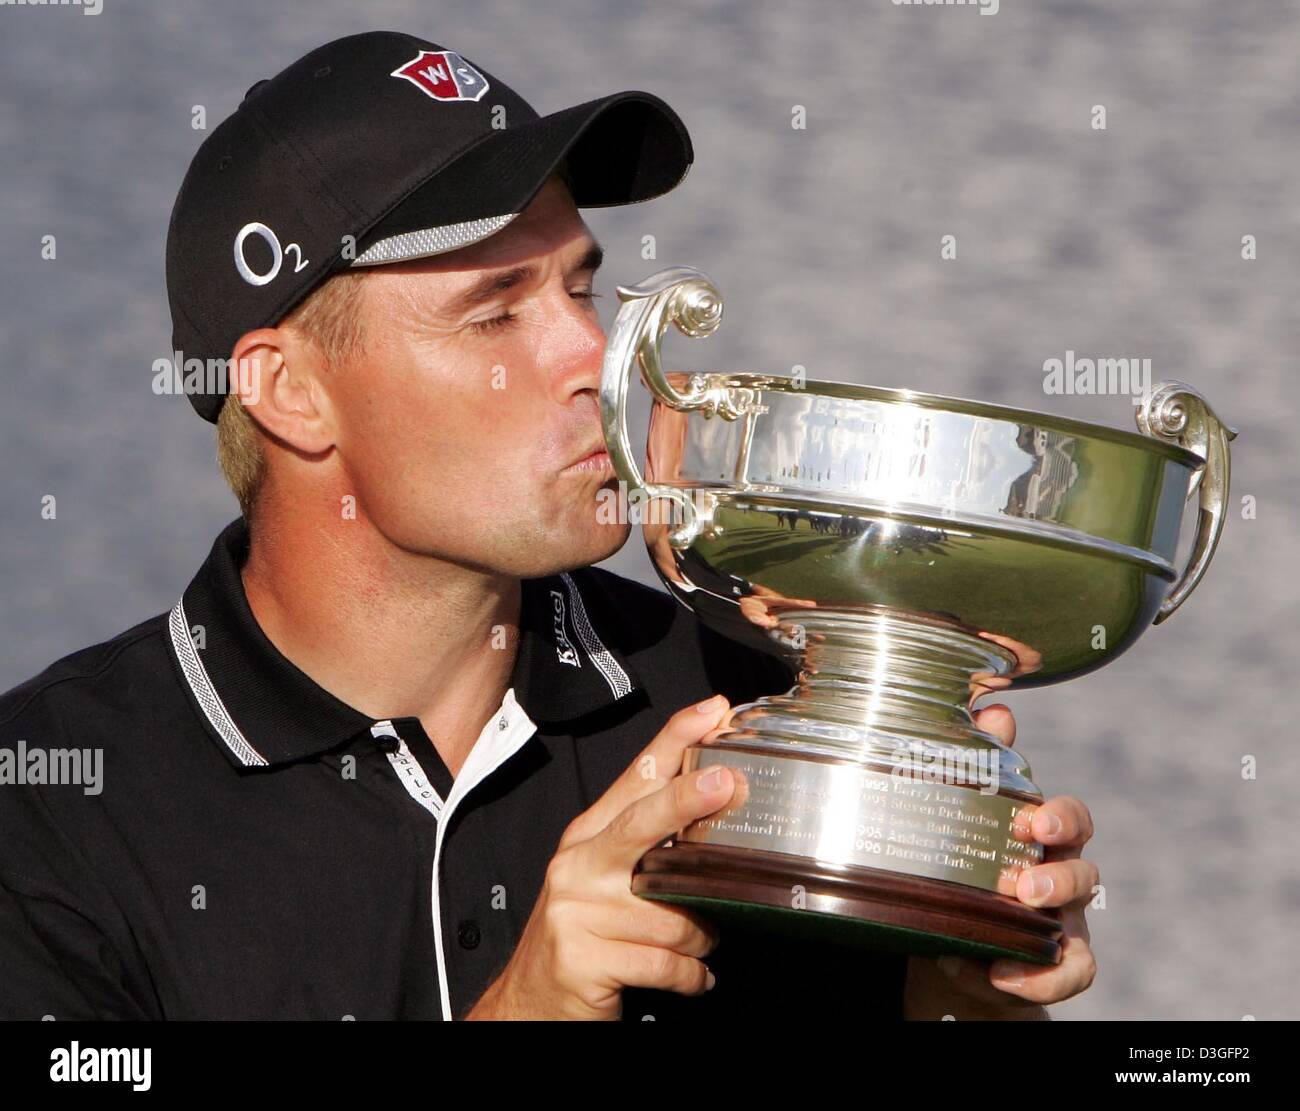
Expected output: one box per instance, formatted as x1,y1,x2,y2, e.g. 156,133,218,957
937,956,962,980
704,970,716,991
1041,812,1062,837
696,765,729,793
695,695,726,713
990,961,1027,989
1026,872,1055,900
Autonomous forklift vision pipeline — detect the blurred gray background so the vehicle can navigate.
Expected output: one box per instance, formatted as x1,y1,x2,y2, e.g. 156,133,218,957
1,0,1296,1019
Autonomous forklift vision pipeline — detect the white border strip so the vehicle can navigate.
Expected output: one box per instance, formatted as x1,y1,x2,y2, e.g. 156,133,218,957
350,214,518,266
559,572,632,699
167,600,268,767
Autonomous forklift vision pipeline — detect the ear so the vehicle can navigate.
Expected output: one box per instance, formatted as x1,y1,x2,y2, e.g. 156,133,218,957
229,327,336,455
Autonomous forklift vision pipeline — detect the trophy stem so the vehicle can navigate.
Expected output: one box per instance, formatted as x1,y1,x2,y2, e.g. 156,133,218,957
722,608,1039,799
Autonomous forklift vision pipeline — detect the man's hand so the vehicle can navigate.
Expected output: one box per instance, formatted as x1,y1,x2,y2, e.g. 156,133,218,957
467,695,735,1020
904,703,1100,1020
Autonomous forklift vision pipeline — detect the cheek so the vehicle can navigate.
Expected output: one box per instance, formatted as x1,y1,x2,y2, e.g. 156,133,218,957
333,351,556,532
436,355,565,478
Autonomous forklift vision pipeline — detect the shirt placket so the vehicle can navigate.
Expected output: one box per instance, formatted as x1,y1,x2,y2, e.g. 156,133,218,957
373,689,538,1020
371,720,444,819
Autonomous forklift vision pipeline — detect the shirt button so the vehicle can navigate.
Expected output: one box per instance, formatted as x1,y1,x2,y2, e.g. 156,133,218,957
457,920,482,950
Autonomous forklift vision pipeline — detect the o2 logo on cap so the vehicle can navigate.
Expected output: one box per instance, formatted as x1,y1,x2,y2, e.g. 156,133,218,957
233,222,308,287
391,50,489,102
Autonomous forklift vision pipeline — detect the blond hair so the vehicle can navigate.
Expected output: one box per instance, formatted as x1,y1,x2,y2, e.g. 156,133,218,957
216,269,369,518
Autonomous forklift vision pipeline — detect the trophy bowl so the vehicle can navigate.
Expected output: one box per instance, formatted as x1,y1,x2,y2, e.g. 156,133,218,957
600,266,1236,965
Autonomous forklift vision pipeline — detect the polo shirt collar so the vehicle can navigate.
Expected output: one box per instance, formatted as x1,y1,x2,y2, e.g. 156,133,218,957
510,566,641,724
167,519,640,769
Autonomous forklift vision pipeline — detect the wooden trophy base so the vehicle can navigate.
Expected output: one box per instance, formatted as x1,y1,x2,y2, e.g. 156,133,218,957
633,842,1062,965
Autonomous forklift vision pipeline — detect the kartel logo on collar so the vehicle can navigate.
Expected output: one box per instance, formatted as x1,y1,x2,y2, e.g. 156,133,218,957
550,589,582,669
391,49,490,102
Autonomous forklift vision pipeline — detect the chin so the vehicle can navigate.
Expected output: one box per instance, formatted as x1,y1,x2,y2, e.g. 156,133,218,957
572,518,631,569
525,517,630,577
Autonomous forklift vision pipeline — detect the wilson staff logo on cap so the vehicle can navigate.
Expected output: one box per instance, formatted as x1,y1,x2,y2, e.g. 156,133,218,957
391,50,490,102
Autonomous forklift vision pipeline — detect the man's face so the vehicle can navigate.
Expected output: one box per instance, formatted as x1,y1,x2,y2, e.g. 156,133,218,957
323,176,629,577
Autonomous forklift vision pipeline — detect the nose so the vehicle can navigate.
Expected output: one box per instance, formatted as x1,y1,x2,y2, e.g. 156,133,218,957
545,286,607,404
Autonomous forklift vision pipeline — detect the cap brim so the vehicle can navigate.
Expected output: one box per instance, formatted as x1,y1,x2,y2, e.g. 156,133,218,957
350,91,692,266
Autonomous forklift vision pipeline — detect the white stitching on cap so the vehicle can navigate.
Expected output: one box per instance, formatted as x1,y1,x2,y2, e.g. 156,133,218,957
168,600,268,767
350,214,518,266
558,572,632,700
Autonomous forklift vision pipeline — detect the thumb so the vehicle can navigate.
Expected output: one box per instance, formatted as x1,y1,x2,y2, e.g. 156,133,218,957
561,695,731,848
592,761,737,874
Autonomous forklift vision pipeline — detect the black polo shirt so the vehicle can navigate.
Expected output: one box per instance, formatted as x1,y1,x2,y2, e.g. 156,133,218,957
0,519,907,1020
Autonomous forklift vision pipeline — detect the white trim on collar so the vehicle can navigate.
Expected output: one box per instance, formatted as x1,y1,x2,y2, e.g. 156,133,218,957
168,600,268,768
558,572,632,699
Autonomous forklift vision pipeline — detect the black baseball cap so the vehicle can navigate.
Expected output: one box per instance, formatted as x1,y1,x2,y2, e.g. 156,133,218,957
165,30,694,423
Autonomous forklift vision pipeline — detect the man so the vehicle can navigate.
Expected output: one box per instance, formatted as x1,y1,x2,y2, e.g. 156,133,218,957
0,31,1097,1020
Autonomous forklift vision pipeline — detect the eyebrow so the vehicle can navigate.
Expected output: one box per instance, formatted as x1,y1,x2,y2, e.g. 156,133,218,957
445,242,605,314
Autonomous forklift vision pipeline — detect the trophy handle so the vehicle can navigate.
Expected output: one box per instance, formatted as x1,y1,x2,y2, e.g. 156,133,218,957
1136,381,1238,623
599,266,754,547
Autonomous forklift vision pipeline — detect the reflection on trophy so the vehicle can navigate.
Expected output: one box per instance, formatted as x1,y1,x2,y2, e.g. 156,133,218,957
600,266,1237,964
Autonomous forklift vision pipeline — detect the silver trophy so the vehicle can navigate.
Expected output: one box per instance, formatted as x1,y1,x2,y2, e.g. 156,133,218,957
600,266,1236,964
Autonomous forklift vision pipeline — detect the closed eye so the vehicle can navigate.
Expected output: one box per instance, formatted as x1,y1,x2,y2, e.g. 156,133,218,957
467,290,602,334
467,311,516,334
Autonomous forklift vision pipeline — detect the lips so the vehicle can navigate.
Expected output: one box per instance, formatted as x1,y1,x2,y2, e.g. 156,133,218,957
563,448,613,474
